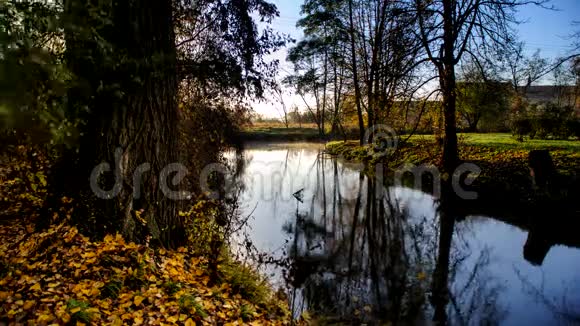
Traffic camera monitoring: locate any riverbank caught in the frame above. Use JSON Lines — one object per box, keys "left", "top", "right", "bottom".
{"left": 326, "top": 133, "right": 580, "bottom": 173}
{"left": 326, "top": 135, "right": 580, "bottom": 211}
{"left": 0, "top": 145, "right": 292, "bottom": 325}
{"left": 240, "top": 123, "right": 322, "bottom": 142}
{"left": 240, "top": 122, "right": 360, "bottom": 142}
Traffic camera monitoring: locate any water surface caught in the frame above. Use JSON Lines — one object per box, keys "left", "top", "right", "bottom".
{"left": 233, "top": 142, "right": 580, "bottom": 325}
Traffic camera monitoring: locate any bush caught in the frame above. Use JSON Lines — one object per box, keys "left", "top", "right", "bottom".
{"left": 511, "top": 103, "right": 578, "bottom": 140}
{"left": 567, "top": 119, "right": 580, "bottom": 139}
{"left": 511, "top": 118, "right": 534, "bottom": 141}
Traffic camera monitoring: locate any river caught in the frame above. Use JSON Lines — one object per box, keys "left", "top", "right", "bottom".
{"left": 229, "top": 142, "right": 580, "bottom": 325}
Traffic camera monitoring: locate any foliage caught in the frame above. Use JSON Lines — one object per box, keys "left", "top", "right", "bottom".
{"left": 175, "top": 0, "right": 291, "bottom": 99}
{"left": 0, "top": 221, "right": 291, "bottom": 324}
{"left": 0, "top": 1, "right": 79, "bottom": 148}
{"left": 511, "top": 103, "right": 579, "bottom": 140}
{"left": 0, "top": 142, "right": 291, "bottom": 325}
{"left": 0, "top": 145, "right": 50, "bottom": 220}
{"left": 456, "top": 62, "right": 510, "bottom": 132}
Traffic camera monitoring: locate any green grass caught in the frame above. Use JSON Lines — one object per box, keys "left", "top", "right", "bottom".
{"left": 326, "top": 133, "right": 580, "bottom": 177}
{"left": 245, "top": 123, "right": 580, "bottom": 150}
{"left": 66, "top": 299, "right": 94, "bottom": 324}
{"left": 241, "top": 123, "right": 321, "bottom": 141}
{"left": 408, "top": 133, "right": 580, "bottom": 151}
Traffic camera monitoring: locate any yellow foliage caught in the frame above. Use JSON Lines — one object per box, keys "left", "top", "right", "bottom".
{"left": 0, "top": 221, "right": 291, "bottom": 325}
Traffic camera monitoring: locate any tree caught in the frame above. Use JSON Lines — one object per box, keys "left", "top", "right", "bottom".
{"left": 289, "top": 0, "right": 425, "bottom": 143}
{"left": 286, "top": 0, "right": 349, "bottom": 137}
{"left": 61, "top": 0, "right": 183, "bottom": 246}
{"left": 503, "top": 43, "right": 549, "bottom": 94}
{"left": 174, "top": 0, "right": 288, "bottom": 101}
{"left": 349, "top": 0, "right": 424, "bottom": 132}
{"left": 52, "top": 0, "right": 287, "bottom": 248}
{"left": 456, "top": 62, "right": 509, "bottom": 132}
{"left": 273, "top": 84, "right": 289, "bottom": 128}
{"left": 412, "top": 0, "right": 549, "bottom": 173}
{"left": 347, "top": 0, "right": 366, "bottom": 144}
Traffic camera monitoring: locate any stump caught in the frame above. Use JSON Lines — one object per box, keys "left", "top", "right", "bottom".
{"left": 528, "top": 150, "right": 556, "bottom": 189}
{"left": 523, "top": 230, "right": 551, "bottom": 266}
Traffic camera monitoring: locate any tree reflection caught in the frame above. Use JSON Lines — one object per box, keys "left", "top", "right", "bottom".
{"left": 282, "top": 157, "right": 507, "bottom": 324}
{"left": 515, "top": 269, "right": 580, "bottom": 324}
{"left": 231, "top": 146, "right": 578, "bottom": 324}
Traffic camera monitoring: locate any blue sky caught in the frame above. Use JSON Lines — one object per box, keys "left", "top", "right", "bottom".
{"left": 517, "top": 0, "right": 579, "bottom": 58}
{"left": 254, "top": 0, "right": 579, "bottom": 117}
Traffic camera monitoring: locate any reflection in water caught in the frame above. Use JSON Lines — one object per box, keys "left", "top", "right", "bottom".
{"left": 231, "top": 143, "right": 580, "bottom": 325}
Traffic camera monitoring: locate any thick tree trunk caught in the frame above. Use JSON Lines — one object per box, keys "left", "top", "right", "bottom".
{"left": 62, "top": 0, "right": 183, "bottom": 247}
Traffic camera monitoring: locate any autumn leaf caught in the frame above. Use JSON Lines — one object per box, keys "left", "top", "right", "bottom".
{"left": 23, "top": 300, "right": 35, "bottom": 310}
{"left": 134, "top": 296, "right": 145, "bottom": 306}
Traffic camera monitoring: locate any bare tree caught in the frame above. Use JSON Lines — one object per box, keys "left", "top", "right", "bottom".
{"left": 504, "top": 43, "right": 548, "bottom": 94}
{"left": 411, "top": 0, "right": 550, "bottom": 173}
{"left": 347, "top": 0, "right": 366, "bottom": 144}
{"left": 273, "top": 85, "right": 290, "bottom": 128}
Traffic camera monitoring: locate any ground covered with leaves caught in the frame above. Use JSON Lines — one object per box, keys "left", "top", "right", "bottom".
{"left": 0, "top": 145, "right": 291, "bottom": 325}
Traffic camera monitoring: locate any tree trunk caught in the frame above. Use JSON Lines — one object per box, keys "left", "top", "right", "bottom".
{"left": 440, "top": 0, "right": 459, "bottom": 174}
{"left": 321, "top": 27, "right": 328, "bottom": 138}
{"left": 440, "top": 66, "right": 459, "bottom": 174}
{"left": 62, "top": 0, "right": 183, "bottom": 247}
{"left": 431, "top": 199, "right": 455, "bottom": 325}
{"left": 348, "top": 0, "right": 366, "bottom": 145}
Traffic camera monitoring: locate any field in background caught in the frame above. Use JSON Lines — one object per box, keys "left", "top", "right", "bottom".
{"left": 409, "top": 133, "right": 580, "bottom": 151}
{"left": 242, "top": 122, "right": 322, "bottom": 141}
{"left": 243, "top": 122, "right": 580, "bottom": 150}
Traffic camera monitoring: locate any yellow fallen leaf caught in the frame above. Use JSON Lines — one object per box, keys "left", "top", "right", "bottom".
{"left": 167, "top": 315, "right": 179, "bottom": 323}
{"left": 184, "top": 318, "right": 195, "bottom": 326}
{"left": 23, "top": 300, "right": 35, "bottom": 310}
{"left": 47, "top": 282, "right": 61, "bottom": 288}
{"left": 110, "top": 316, "right": 123, "bottom": 326}
{"left": 134, "top": 295, "right": 145, "bottom": 306}
{"left": 30, "top": 283, "right": 41, "bottom": 291}
{"left": 0, "top": 291, "right": 10, "bottom": 300}
{"left": 37, "top": 313, "right": 54, "bottom": 322}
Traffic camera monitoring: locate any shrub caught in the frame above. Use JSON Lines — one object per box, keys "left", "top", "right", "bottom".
{"left": 567, "top": 119, "right": 580, "bottom": 139}
{"left": 511, "top": 118, "right": 534, "bottom": 141}
{"left": 511, "top": 103, "right": 577, "bottom": 140}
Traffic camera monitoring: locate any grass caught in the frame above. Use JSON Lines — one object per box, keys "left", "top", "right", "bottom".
{"left": 409, "top": 133, "right": 580, "bottom": 151}
{"left": 241, "top": 122, "right": 322, "bottom": 141}
{"left": 66, "top": 299, "right": 94, "bottom": 324}
{"left": 244, "top": 120, "right": 580, "bottom": 150}
{"left": 326, "top": 134, "right": 580, "bottom": 200}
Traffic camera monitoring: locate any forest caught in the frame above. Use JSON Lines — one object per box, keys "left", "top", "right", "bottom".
{"left": 0, "top": 0, "right": 579, "bottom": 325}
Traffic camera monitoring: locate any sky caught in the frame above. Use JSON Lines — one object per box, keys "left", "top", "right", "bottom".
{"left": 253, "top": 0, "right": 580, "bottom": 118}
